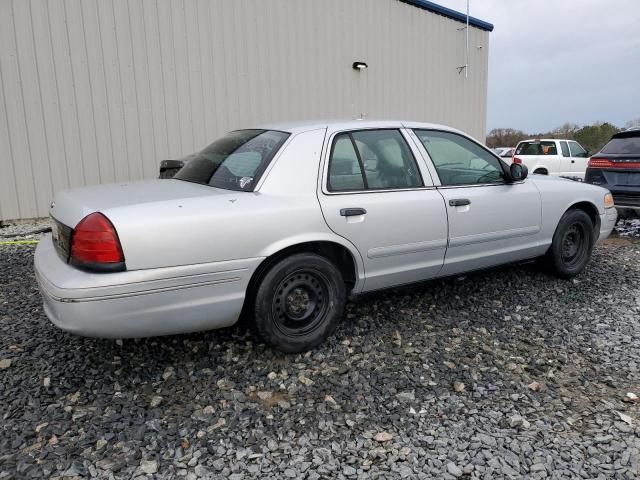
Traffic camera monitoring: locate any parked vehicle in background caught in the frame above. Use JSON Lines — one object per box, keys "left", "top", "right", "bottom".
{"left": 585, "top": 128, "right": 640, "bottom": 217}
{"left": 35, "top": 120, "right": 617, "bottom": 352}
{"left": 512, "top": 139, "right": 589, "bottom": 180}
{"left": 493, "top": 147, "right": 515, "bottom": 159}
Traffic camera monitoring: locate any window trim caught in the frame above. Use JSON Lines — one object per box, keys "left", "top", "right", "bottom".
{"left": 325, "top": 128, "right": 426, "bottom": 194}
{"left": 412, "top": 128, "right": 511, "bottom": 188}
{"left": 568, "top": 141, "right": 587, "bottom": 157}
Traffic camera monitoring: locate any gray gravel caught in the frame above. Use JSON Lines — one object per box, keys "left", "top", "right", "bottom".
{"left": 1, "top": 233, "right": 639, "bottom": 479}
{"left": 0, "top": 219, "right": 51, "bottom": 240}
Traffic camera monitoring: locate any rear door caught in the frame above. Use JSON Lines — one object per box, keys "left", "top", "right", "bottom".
{"left": 411, "top": 129, "right": 543, "bottom": 276}
{"left": 568, "top": 141, "right": 589, "bottom": 179}
{"left": 318, "top": 128, "right": 448, "bottom": 291}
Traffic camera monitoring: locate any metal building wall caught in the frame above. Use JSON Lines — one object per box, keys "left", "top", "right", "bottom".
{"left": 0, "top": 0, "right": 490, "bottom": 221}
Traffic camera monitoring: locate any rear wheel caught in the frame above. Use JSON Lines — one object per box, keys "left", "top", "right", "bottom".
{"left": 534, "top": 168, "right": 548, "bottom": 175}
{"left": 544, "top": 209, "right": 594, "bottom": 278}
{"left": 253, "top": 253, "right": 346, "bottom": 352}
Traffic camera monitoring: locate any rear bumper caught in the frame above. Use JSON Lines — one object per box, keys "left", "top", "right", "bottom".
{"left": 598, "top": 207, "right": 618, "bottom": 242}
{"left": 34, "top": 236, "right": 262, "bottom": 338}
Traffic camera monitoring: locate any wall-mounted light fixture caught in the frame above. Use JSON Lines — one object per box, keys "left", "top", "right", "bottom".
{"left": 352, "top": 62, "right": 368, "bottom": 70}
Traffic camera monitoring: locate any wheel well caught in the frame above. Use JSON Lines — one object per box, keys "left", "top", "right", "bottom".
{"left": 568, "top": 201, "right": 600, "bottom": 233}
{"left": 534, "top": 168, "right": 548, "bottom": 175}
{"left": 245, "top": 242, "right": 358, "bottom": 303}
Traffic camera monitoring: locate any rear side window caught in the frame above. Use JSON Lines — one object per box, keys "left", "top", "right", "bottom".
{"left": 328, "top": 129, "right": 423, "bottom": 192}
{"left": 560, "top": 141, "right": 570, "bottom": 157}
{"left": 327, "top": 136, "right": 365, "bottom": 191}
{"left": 516, "top": 141, "right": 558, "bottom": 156}
{"left": 413, "top": 130, "right": 505, "bottom": 186}
{"left": 174, "top": 129, "right": 289, "bottom": 191}
{"left": 600, "top": 136, "right": 640, "bottom": 154}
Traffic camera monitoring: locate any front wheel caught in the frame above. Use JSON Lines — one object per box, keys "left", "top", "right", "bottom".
{"left": 253, "top": 253, "right": 346, "bottom": 352}
{"left": 544, "top": 209, "right": 594, "bottom": 279}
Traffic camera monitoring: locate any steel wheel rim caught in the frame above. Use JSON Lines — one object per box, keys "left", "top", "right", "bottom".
{"left": 272, "top": 269, "right": 330, "bottom": 337}
{"left": 561, "top": 223, "right": 587, "bottom": 268}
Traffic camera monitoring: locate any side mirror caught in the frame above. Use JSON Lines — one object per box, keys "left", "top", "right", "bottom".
{"left": 509, "top": 163, "right": 528, "bottom": 182}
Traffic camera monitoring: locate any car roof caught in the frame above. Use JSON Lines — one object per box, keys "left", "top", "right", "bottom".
{"left": 612, "top": 128, "right": 640, "bottom": 139}
{"left": 254, "top": 119, "right": 466, "bottom": 135}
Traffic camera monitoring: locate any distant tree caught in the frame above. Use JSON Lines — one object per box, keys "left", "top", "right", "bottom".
{"left": 486, "top": 128, "right": 528, "bottom": 148}
{"left": 574, "top": 122, "right": 621, "bottom": 154}
{"left": 486, "top": 121, "right": 623, "bottom": 153}
{"left": 551, "top": 122, "right": 579, "bottom": 139}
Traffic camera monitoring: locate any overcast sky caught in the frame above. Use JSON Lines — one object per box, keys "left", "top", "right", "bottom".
{"left": 435, "top": 0, "right": 640, "bottom": 133}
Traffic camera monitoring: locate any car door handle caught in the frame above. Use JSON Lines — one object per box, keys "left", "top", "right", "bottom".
{"left": 449, "top": 199, "right": 470, "bottom": 207}
{"left": 340, "top": 208, "right": 367, "bottom": 217}
{"left": 571, "top": 160, "right": 575, "bottom": 163}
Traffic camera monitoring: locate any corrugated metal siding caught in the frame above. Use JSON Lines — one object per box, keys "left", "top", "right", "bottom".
{"left": 0, "top": 0, "right": 489, "bottom": 221}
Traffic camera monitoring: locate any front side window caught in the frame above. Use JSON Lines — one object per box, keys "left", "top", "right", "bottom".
{"left": 413, "top": 130, "right": 505, "bottom": 186}
{"left": 569, "top": 141, "right": 588, "bottom": 157}
{"left": 327, "top": 129, "right": 423, "bottom": 192}
{"left": 174, "top": 130, "right": 289, "bottom": 191}
{"left": 560, "top": 141, "right": 570, "bottom": 157}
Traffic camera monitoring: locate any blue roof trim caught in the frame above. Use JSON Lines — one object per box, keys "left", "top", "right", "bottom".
{"left": 400, "top": 0, "right": 494, "bottom": 32}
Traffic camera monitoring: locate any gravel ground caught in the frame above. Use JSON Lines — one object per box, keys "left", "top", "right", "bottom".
{"left": 0, "top": 227, "right": 639, "bottom": 479}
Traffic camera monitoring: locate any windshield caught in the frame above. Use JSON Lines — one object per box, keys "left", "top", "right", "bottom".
{"left": 174, "top": 130, "right": 290, "bottom": 191}
{"left": 600, "top": 136, "right": 640, "bottom": 155}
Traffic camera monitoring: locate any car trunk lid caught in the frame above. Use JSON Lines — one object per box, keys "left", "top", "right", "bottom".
{"left": 50, "top": 179, "right": 229, "bottom": 229}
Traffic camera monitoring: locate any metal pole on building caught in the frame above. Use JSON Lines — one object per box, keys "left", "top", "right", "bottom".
{"left": 465, "top": 0, "right": 469, "bottom": 78}
{"left": 457, "top": 0, "right": 470, "bottom": 77}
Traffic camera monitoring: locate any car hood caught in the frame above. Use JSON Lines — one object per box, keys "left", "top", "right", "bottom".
{"left": 50, "top": 179, "right": 233, "bottom": 227}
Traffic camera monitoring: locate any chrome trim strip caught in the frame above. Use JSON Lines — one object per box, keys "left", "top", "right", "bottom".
{"left": 40, "top": 275, "right": 242, "bottom": 303}
{"left": 449, "top": 225, "right": 541, "bottom": 248}
{"left": 368, "top": 239, "right": 447, "bottom": 259}
{"left": 322, "top": 186, "right": 437, "bottom": 196}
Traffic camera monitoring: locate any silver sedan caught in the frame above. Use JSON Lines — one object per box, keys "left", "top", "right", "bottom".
{"left": 35, "top": 120, "right": 618, "bottom": 352}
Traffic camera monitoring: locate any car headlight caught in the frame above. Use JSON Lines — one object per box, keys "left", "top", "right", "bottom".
{"left": 604, "top": 192, "right": 615, "bottom": 209}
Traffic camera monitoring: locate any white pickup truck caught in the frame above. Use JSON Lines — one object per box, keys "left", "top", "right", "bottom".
{"left": 512, "top": 139, "right": 589, "bottom": 181}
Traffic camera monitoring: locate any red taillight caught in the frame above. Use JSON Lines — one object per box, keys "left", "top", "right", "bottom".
{"left": 512, "top": 157, "right": 522, "bottom": 164}
{"left": 588, "top": 158, "right": 613, "bottom": 168}
{"left": 588, "top": 157, "right": 640, "bottom": 169}
{"left": 70, "top": 213, "right": 125, "bottom": 270}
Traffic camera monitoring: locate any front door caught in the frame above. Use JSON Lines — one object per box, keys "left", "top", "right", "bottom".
{"left": 318, "top": 128, "right": 448, "bottom": 291}
{"left": 411, "top": 129, "right": 543, "bottom": 276}
{"left": 569, "top": 141, "right": 589, "bottom": 179}
{"left": 559, "top": 141, "right": 575, "bottom": 177}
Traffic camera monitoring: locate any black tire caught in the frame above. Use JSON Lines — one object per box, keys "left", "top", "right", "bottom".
{"left": 253, "top": 253, "right": 346, "bottom": 353}
{"left": 544, "top": 209, "right": 594, "bottom": 279}
{"left": 534, "top": 169, "right": 548, "bottom": 175}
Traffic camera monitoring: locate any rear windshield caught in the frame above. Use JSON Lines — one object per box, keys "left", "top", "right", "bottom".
{"left": 174, "top": 129, "right": 289, "bottom": 191}
{"left": 515, "top": 141, "right": 557, "bottom": 156}
{"left": 600, "top": 136, "right": 640, "bottom": 155}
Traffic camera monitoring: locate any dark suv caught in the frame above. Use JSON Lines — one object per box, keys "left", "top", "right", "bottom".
{"left": 585, "top": 129, "right": 640, "bottom": 217}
